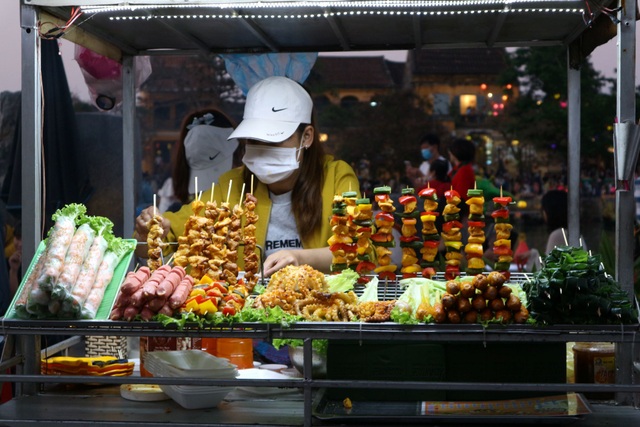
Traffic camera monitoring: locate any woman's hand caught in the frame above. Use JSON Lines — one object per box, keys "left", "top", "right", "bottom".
{"left": 261, "top": 247, "right": 333, "bottom": 277}
{"left": 262, "top": 250, "right": 301, "bottom": 277}
{"left": 134, "top": 206, "right": 171, "bottom": 258}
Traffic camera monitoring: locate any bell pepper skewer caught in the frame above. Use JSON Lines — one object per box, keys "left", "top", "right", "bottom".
{"left": 353, "top": 195, "right": 375, "bottom": 282}
{"left": 418, "top": 186, "right": 440, "bottom": 278}
{"left": 399, "top": 187, "right": 422, "bottom": 279}
{"left": 491, "top": 188, "right": 513, "bottom": 280}
{"left": 465, "top": 187, "right": 486, "bottom": 275}
{"left": 372, "top": 186, "right": 397, "bottom": 281}
{"left": 442, "top": 188, "right": 462, "bottom": 280}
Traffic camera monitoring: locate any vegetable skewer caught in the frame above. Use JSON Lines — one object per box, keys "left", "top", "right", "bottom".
{"left": 418, "top": 186, "right": 440, "bottom": 278}
{"left": 464, "top": 187, "right": 486, "bottom": 275}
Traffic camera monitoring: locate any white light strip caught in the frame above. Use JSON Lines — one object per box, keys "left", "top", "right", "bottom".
{"left": 82, "top": 0, "right": 585, "bottom": 15}
{"left": 107, "top": 7, "right": 582, "bottom": 21}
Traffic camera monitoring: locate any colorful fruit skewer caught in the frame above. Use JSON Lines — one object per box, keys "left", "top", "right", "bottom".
{"left": 398, "top": 187, "right": 422, "bottom": 279}
{"left": 464, "top": 187, "right": 486, "bottom": 275}
{"left": 353, "top": 196, "right": 376, "bottom": 281}
{"left": 418, "top": 186, "right": 440, "bottom": 278}
{"left": 371, "top": 186, "right": 397, "bottom": 281}
{"left": 491, "top": 189, "right": 514, "bottom": 280}
{"left": 328, "top": 194, "right": 353, "bottom": 273}
{"left": 341, "top": 191, "right": 360, "bottom": 270}
{"left": 442, "top": 188, "right": 463, "bottom": 280}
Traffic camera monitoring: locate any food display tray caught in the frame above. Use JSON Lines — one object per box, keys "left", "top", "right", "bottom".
{"left": 4, "top": 239, "right": 135, "bottom": 321}
{"left": 312, "top": 389, "right": 592, "bottom": 424}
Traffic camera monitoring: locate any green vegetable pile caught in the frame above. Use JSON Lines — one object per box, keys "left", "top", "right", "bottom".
{"left": 522, "top": 246, "right": 638, "bottom": 325}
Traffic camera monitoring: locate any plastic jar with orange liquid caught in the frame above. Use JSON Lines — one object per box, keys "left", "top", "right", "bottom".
{"left": 208, "top": 338, "right": 253, "bottom": 369}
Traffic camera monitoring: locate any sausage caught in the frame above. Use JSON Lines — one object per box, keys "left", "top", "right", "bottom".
{"left": 142, "top": 279, "right": 161, "bottom": 300}
{"left": 168, "top": 276, "right": 195, "bottom": 309}
{"left": 156, "top": 266, "right": 185, "bottom": 297}
{"left": 129, "top": 287, "right": 146, "bottom": 308}
{"left": 139, "top": 306, "right": 156, "bottom": 321}
{"left": 109, "top": 306, "right": 124, "bottom": 320}
{"left": 146, "top": 295, "right": 167, "bottom": 312}
{"left": 158, "top": 302, "right": 175, "bottom": 317}
{"left": 142, "top": 265, "right": 171, "bottom": 298}
{"left": 122, "top": 305, "right": 141, "bottom": 321}
{"left": 121, "top": 267, "right": 151, "bottom": 294}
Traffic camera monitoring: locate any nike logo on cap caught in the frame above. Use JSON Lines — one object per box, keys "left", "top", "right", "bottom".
{"left": 272, "top": 107, "right": 287, "bottom": 112}
{"left": 209, "top": 153, "right": 220, "bottom": 161}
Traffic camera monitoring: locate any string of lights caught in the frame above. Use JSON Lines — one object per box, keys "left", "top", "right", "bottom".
{"left": 80, "top": 0, "right": 590, "bottom": 15}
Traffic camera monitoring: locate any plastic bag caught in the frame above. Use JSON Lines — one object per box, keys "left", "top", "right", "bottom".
{"left": 74, "top": 45, "right": 152, "bottom": 110}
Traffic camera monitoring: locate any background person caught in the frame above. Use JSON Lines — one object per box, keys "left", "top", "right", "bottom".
{"left": 541, "top": 189, "right": 587, "bottom": 254}
{"left": 448, "top": 138, "right": 477, "bottom": 220}
{"left": 157, "top": 108, "right": 244, "bottom": 213}
{"left": 406, "top": 133, "right": 449, "bottom": 189}
{"left": 134, "top": 76, "right": 360, "bottom": 277}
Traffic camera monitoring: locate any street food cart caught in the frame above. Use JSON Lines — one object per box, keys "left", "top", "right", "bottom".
{"left": 2, "top": 1, "right": 639, "bottom": 426}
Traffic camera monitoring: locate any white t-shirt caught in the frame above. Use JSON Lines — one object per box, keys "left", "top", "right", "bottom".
{"left": 264, "top": 191, "right": 302, "bottom": 258}
{"left": 157, "top": 178, "right": 182, "bottom": 213}
{"left": 545, "top": 228, "right": 587, "bottom": 255}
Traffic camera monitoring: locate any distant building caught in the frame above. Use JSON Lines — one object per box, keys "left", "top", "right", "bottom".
{"left": 408, "top": 48, "right": 516, "bottom": 125}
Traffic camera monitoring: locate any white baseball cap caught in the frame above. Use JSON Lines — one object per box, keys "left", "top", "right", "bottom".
{"left": 228, "top": 76, "right": 313, "bottom": 143}
{"left": 185, "top": 125, "right": 239, "bottom": 193}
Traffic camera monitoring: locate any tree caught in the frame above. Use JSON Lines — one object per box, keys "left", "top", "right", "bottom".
{"left": 501, "top": 46, "right": 615, "bottom": 167}
{"left": 317, "top": 90, "right": 437, "bottom": 181}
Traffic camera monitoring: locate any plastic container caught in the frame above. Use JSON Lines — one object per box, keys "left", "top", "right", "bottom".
{"left": 216, "top": 338, "right": 253, "bottom": 369}
{"left": 139, "top": 337, "right": 202, "bottom": 377}
{"left": 201, "top": 338, "right": 217, "bottom": 356}
{"left": 572, "top": 342, "right": 616, "bottom": 400}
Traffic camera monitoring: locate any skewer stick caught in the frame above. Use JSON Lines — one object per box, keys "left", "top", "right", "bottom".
{"left": 561, "top": 228, "right": 568, "bottom": 245}
{"left": 226, "top": 179, "right": 233, "bottom": 203}
{"left": 198, "top": 191, "right": 203, "bottom": 202}
{"left": 500, "top": 186, "right": 503, "bottom": 198}
{"left": 240, "top": 183, "right": 246, "bottom": 203}
{"left": 153, "top": 194, "right": 157, "bottom": 217}
{"left": 251, "top": 175, "right": 254, "bottom": 195}
{"left": 194, "top": 177, "right": 198, "bottom": 201}
{"left": 210, "top": 182, "right": 215, "bottom": 203}
{"left": 166, "top": 253, "right": 175, "bottom": 266}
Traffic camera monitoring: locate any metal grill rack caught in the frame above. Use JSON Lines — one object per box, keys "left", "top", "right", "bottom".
{"left": 351, "top": 272, "right": 532, "bottom": 301}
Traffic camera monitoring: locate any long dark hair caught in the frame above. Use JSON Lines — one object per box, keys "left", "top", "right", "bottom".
{"left": 541, "top": 189, "right": 568, "bottom": 232}
{"left": 172, "top": 107, "right": 242, "bottom": 203}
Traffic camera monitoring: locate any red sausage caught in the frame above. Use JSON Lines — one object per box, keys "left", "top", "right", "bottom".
{"left": 168, "top": 276, "right": 195, "bottom": 309}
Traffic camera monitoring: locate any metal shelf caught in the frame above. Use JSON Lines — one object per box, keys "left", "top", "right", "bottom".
{"left": 1, "top": 318, "right": 638, "bottom": 342}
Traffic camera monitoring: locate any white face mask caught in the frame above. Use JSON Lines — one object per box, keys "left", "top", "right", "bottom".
{"left": 243, "top": 138, "right": 304, "bottom": 185}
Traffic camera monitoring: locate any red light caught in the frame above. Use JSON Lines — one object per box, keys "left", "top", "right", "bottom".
{"left": 506, "top": 84, "right": 512, "bottom": 90}
{"left": 560, "top": 101, "right": 567, "bottom": 108}
{"left": 480, "top": 83, "right": 488, "bottom": 90}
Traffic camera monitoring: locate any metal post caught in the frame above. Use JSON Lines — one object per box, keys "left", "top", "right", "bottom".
{"left": 615, "top": 0, "right": 637, "bottom": 406}
{"left": 566, "top": 57, "right": 580, "bottom": 247}
{"left": 20, "top": 3, "right": 42, "bottom": 265}
{"left": 122, "top": 55, "right": 136, "bottom": 240}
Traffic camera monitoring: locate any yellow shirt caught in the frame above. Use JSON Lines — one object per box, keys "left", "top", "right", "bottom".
{"left": 163, "top": 155, "right": 360, "bottom": 269}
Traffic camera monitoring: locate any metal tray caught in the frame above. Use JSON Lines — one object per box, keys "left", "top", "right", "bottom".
{"left": 312, "top": 389, "right": 592, "bottom": 424}
{"left": 4, "top": 239, "right": 135, "bottom": 321}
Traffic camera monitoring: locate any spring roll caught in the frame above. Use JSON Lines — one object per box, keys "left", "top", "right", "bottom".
{"left": 52, "top": 222, "right": 96, "bottom": 301}
{"left": 37, "top": 204, "right": 86, "bottom": 291}
{"left": 69, "top": 217, "right": 113, "bottom": 308}
{"left": 81, "top": 237, "right": 135, "bottom": 319}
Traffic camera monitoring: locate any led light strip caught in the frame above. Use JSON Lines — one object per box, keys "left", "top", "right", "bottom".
{"left": 82, "top": 0, "right": 586, "bottom": 14}
{"left": 107, "top": 7, "right": 582, "bottom": 21}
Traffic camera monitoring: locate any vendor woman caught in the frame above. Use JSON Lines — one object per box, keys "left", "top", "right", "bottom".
{"left": 134, "top": 76, "right": 360, "bottom": 277}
